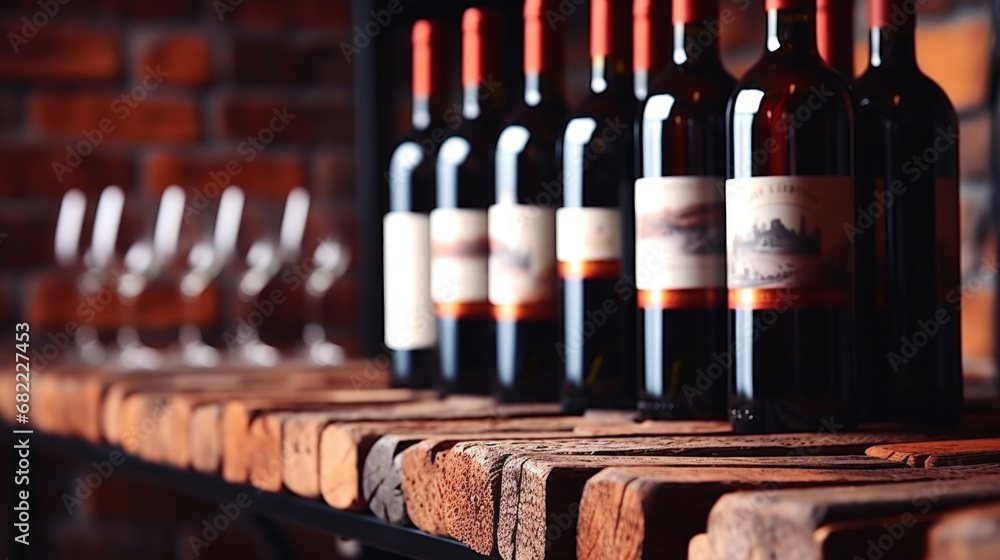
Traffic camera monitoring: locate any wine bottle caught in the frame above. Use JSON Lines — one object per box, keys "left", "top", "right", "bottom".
{"left": 633, "top": 0, "right": 673, "bottom": 102}
{"left": 559, "top": 0, "right": 636, "bottom": 412}
{"left": 384, "top": 20, "right": 449, "bottom": 388}
{"left": 855, "top": 0, "right": 962, "bottom": 426}
{"left": 491, "top": 0, "right": 566, "bottom": 402}
{"left": 726, "top": 0, "right": 856, "bottom": 433}
{"left": 636, "top": 0, "right": 734, "bottom": 420}
{"left": 816, "top": 0, "right": 854, "bottom": 78}
{"left": 433, "top": 9, "right": 505, "bottom": 395}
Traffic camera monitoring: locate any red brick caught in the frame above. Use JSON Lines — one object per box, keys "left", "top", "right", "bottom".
{"left": 26, "top": 272, "right": 221, "bottom": 333}
{"left": 10, "top": 0, "right": 198, "bottom": 19}
{"left": 718, "top": 1, "right": 765, "bottom": 52}
{"left": 0, "top": 143, "right": 131, "bottom": 199}
{"left": 30, "top": 91, "right": 201, "bottom": 142}
{"left": 313, "top": 149, "right": 356, "bottom": 197}
{"left": 217, "top": 95, "right": 354, "bottom": 143}
{"left": 0, "top": 203, "right": 57, "bottom": 268}
{"left": 0, "top": 22, "right": 119, "bottom": 82}
{"left": 219, "top": 0, "right": 349, "bottom": 28}
{"left": 233, "top": 35, "right": 352, "bottom": 85}
{"left": 144, "top": 151, "right": 308, "bottom": 200}
{"left": 136, "top": 32, "right": 212, "bottom": 87}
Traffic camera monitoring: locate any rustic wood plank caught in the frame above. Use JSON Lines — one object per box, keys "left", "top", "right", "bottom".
{"left": 435, "top": 431, "right": 938, "bottom": 557}
{"left": 188, "top": 389, "right": 431, "bottom": 475}
{"left": 96, "top": 361, "right": 388, "bottom": 443}
{"left": 277, "top": 399, "right": 560, "bottom": 498}
{"left": 813, "top": 514, "right": 935, "bottom": 560}
{"left": 573, "top": 419, "right": 731, "bottom": 437}
{"left": 866, "top": 438, "right": 1000, "bottom": 467}
{"left": 364, "top": 427, "right": 604, "bottom": 525}
{"left": 324, "top": 416, "right": 587, "bottom": 511}
{"left": 688, "top": 534, "right": 710, "bottom": 560}
{"left": 927, "top": 502, "right": 1000, "bottom": 560}
{"left": 499, "top": 455, "right": 901, "bottom": 560}
{"left": 706, "top": 472, "right": 1000, "bottom": 560}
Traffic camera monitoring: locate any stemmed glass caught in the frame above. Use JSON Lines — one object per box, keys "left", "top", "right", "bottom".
{"left": 176, "top": 186, "right": 246, "bottom": 368}
{"left": 74, "top": 185, "right": 127, "bottom": 366}
{"left": 300, "top": 199, "right": 351, "bottom": 366}
{"left": 111, "top": 186, "right": 188, "bottom": 370}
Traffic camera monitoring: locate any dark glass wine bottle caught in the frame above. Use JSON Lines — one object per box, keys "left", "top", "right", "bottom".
{"left": 854, "top": 0, "right": 962, "bottom": 426}
{"left": 636, "top": 0, "right": 734, "bottom": 420}
{"left": 433, "top": 9, "right": 505, "bottom": 395}
{"left": 559, "top": 0, "right": 636, "bottom": 413}
{"left": 816, "top": 0, "right": 854, "bottom": 78}
{"left": 491, "top": 0, "right": 566, "bottom": 403}
{"left": 726, "top": 0, "right": 857, "bottom": 433}
{"left": 632, "top": 0, "right": 672, "bottom": 102}
{"left": 384, "top": 20, "right": 449, "bottom": 388}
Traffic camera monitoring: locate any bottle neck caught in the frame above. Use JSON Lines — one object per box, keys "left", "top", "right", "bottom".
{"left": 525, "top": 70, "right": 563, "bottom": 107}
{"left": 591, "top": 55, "right": 631, "bottom": 95}
{"left": 869, "top": 23, "right": 916, "bottom": 68}
{"left": 766, "top": 8, "right": 819, "bottom": 56}
{"left": 673, "top": 21, "right": 722, "bottom": 70}
{"left": 463, "top": 78, "right": 504, "bottom": 121}
{"left": 413, "top": 94, "right": 450, "bottom": 131}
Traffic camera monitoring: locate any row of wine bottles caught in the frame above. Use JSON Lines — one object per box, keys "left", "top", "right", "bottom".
{"left": 384, "top": 0, "right": 962, "bottom": 433}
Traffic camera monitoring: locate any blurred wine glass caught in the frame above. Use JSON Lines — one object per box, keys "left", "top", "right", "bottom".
{"left": 300, "top": 199, "right": 351, "bottom": 366}
{"left": 176, "top": 186, "right": 247, "bottom": 368}
{"left": 111, "top": 186, "right": 188, "bottom": 370}
{"left": 75, "top": 185, "right": 126, "bottom": 366}
{"left": 52, "top": 188, "right": 100, "bottom": 366}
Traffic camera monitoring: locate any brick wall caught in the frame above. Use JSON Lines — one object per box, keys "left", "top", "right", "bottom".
{"left": 0, "top": 0, "right": 360, "bottom": 354}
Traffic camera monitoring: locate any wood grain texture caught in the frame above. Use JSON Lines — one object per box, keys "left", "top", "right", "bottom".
{"left": 434, "top": 431, "right": 937, "bottom": 557}
{"left": 498, "top": 455, "right": 901, "bottom": 560}
{"left": 927, "top": 502, "right": 1000, "bottom": 560}
{"left": 866, "top": 438, "right": 1000, "bottom": 468}
{"left": 706, "top": 470, "right": 1000, "bottom": 560}
{"left": 323, "top": 416, "right": 584, "bottom": 511}
{"left": 95, "top": 361, "right": 388, "bottom": 444}
{"left": 280, "top": 399, "right": 560, "bottom": 499}
{"left": 188, "top": 388, "right": 430, "bottom": 476}
{"left": 813, "top": 514, "right": 935, "bottom": 560}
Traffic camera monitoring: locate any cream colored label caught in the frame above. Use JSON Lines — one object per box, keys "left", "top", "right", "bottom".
{"left": 430, "top": 208, "right": 488, "bottom": 304}
{"left": 556, "top": 207, "right": 621, "bottom": 263}
{"left": 383, "top": 212, "right": 436, "bottom": 350}
{"left": 635, "top": 176, "right": 726, "bottom": 290}
{"left": 488, "top": 204, "right": 556, "bottom": 305}
{"left": 726, "top": 176, "right": 853, "bottom": 290}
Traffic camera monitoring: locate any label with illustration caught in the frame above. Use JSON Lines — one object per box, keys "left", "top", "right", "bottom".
{"left": 556, "top": 207, "right": 622, "bottom": 280}
{"left": 635, "top": 176, "right": 726, "bottom": 309}
{"left": 383, "top": 211, "right": 436, "bottom": 349}
{"left": 488, "top": 204, "right": 557, "bottom": 320}
{"left": 726, "top": 176, "right": 853, "bottom": 309}
{"left": 430, "top": 208, "right": 489, "bottom": 318}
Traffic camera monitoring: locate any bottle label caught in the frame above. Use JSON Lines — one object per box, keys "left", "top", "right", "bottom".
{"left": 726, "top": 176, "right": 853, "bottom": 309}
{"left": 556, "top": 207, "right": 622, "bottom": 279}
{"left": 430, "top": 208, "right": 489, "bottom": 318}
{"left": 488, "top": 204, "right": 557, "bottom": 319}
{"left": 383, "top": 212, "right": 436, "bottom": 349}
{"left": 635, "top": 176, "right": 726, "bottom": 308}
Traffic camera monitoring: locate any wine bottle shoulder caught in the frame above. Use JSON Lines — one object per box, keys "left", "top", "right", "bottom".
{"left": 643, "top": 72, "right": 736, "bottom": 119}
{"left": 854, "top": 68, "right": 957, "bottom": 124}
